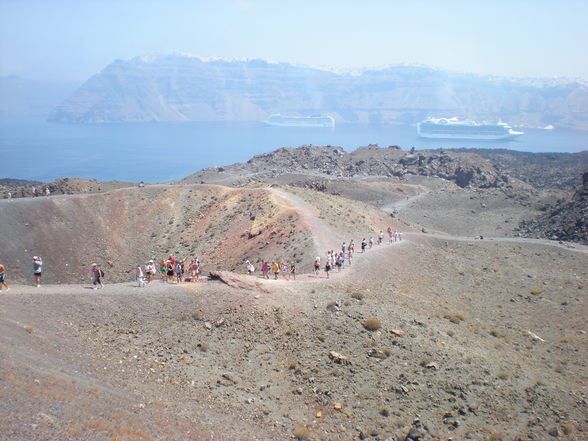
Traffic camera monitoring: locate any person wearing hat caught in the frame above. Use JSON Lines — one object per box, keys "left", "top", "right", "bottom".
{"left": 145, "top": 260, "right": 155, "bottom": 283}
{"left": 245, "top": 260, "right": 255, "bottom": 275}
{"left": 32, "top": 256, "right": 43, "bottom": 287}
{"left": 90, "top": 263, "right": 103, "bottom": 289}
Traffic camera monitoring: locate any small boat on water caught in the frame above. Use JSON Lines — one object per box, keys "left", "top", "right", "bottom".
{"left": 264, "top": 114, "right": 335, "bottom": 128}
{"left": 417, "top": 117, "right": 523, "bottom": 140}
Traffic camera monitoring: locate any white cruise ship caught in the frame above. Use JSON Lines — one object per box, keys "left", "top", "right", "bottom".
{"left": 417, "top": 117, "right": 523, "bottom": 140}
{"left": 265, "top": 114, "right": 335, "bottom": 128}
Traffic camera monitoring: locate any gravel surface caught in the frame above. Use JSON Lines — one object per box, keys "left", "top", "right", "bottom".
{"left": 1, "top": 221, "right": 586, "bottom": 440}
{"left": 1, "top": 158, "right": 587, "bottom": 440}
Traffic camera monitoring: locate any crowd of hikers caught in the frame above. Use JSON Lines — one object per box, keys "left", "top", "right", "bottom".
{"left": 247, "top": 227, "right": 404, "bottom": 281}
{"left": 0, "top": 227, "right": 403, "bottom": 290}
{"left": 131, "top": 256, "right": 203, "bottom": 287}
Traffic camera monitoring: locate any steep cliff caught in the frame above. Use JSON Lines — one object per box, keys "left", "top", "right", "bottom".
{"left": 49, "top": 54, "right": 588, "bottom": 129}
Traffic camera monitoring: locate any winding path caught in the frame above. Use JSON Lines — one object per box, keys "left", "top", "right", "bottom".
{"left": 380, "top": 193, "right": 588, "bottom": 255}
{"left": 380, "top": 192, "right": 428, "bottom": 213}
{"left": 273, "top": 187, "right": 588, "bottom": 271}
{"left": 270, "top": 188, "right": 345, "bottom": 254}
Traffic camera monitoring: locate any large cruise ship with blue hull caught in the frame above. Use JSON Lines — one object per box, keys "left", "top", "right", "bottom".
{"left": 418, "top": 117, "right": 523, "bottom": 140}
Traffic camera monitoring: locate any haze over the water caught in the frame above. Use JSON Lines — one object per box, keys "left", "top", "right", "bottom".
{"left": 1, "top": 0, "right": 587, "bottom": 81}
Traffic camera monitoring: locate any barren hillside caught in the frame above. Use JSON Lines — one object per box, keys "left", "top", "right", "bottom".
{"left": 0, "top": 184, "right": 314, "bottom": 284}
{"left": 1, "top": 226, "right": 586, "bottom": 441}
{"left": 0, "top": 182, "right": 405, "bottom": 285}
{"left": 1, "top": 146, "right": 587, "bottom": 441}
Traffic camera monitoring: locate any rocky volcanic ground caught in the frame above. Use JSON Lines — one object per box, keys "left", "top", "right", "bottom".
{"left": 0, "top": 177, "right": 135, "bottom": 199}
{"left": 517, "top": 171, "right": 588, "bottom": 244}
{"left": 1, "top": 146, "right": 587, "bottom": 441}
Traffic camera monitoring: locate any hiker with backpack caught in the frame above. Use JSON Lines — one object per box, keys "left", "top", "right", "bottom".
{"left": 90, "top": 263, "right": 104, "bottom": 289}
{"left": 175, "top": 261, "right": 184, "bottom": 283}
{"left": 145, "top": 260, "right": 155, "bottom": 283}
{"left": 325, "top": 255, "right": 332, "bottom": 279}
{"left": 313, "top": 256, "right": 321, "bottom": 275}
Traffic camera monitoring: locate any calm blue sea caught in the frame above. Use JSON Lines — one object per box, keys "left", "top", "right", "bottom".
{"left": 1, "top": 118, "right": 587, "bottom": 183}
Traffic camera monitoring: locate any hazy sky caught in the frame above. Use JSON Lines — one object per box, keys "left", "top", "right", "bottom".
{"left": 1, "top": 0, "right": 587, "bottom": 81}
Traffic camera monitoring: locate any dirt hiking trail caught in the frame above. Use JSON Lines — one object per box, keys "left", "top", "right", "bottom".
{"left": 1, "top": 185, "right": 587, "bottom": 441}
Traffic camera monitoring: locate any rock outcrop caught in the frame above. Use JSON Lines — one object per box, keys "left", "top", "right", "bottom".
{"left": 517, "top": 171, "right": 588, "bottom": 244}
{"left": 184, "top": 144, "right": 520, "bottom": 189}
{"left": 453, "top": 149, "right": 588, "bottom": 190}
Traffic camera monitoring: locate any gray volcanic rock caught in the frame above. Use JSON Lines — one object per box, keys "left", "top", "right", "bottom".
{"left": 184, "top": 144, "right": 521, "bottom": 189}
{"left": 517, "top": 171, "right": 588, "bottom": 244}
{"left": 452, "top": 149, "right": 588, "bottom": 190}
{"left": 49, "top": 54, "right": 588, "bottom": 129}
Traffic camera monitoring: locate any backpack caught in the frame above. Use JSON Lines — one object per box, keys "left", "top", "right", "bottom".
{"left": 100, "top": 269, "right": 105, "bottom": 278}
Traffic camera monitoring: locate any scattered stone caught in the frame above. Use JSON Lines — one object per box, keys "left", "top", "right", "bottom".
{"left": 404, "top": 419, "right": 428, "bottom": 441}
{"left": 562, "top": 423, "right": 574, "bottom": 435}
{"left": 293, "top": 425, "right": 311, "bottom": 440}
{"left": 526, "top": 331, "right": 545, "bottom": 342}
{"left": 367, "top": 348, "right": 389, "bottom": 359}
{"left": 329, "top": 351, "right": 350, "bottom": 365}
{"left": 221, "top": 372, "right": 237, "bottom": 384}
{"left": 35, "top": 413, "right": 56, "bottom": 427}
{"left": 362, "top": 318, "right": 382, "bottom": 331}
{"left": 326, "top": 301, "right": 340, "bottom": 312}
